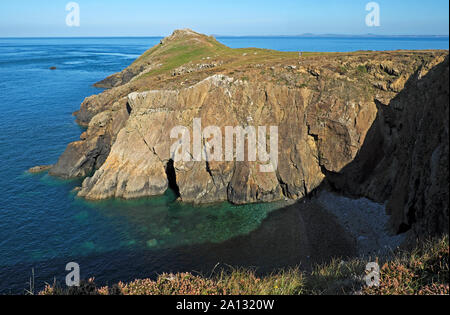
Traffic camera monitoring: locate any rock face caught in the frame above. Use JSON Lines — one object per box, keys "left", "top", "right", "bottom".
{"left": 50, "top": 29, "right": 449, "bottom": 237}
{"left": 78, "top": 75, "right": 317, "bottom": 204}
{"left": 391, "top": 57, "right": 449, "bottom": 237}
{"left": 76, "top": 71, "right": 381, "bottom": 204}
{"left": 327, "top": 55, "right": 449, "bottom": 237}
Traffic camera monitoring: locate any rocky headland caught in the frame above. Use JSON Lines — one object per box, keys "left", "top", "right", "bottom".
{"left": 48, "top": 29, "right": 449, "bottom": 238}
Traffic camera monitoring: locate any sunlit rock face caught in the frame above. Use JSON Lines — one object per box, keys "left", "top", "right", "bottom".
{"left": 76, "top": 72, "right": 378, "bottom": 205}
{"left": 78, "top": 75, "right": 317, "bottom": 204}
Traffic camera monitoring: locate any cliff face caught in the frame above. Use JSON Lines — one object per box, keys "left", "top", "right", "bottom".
{"left": 49, "top": 29, "right": 449, "bottom": 236}
{"left": 389, "top": 57, "right": 449, "bottom": 237}
{"left": 325, "top": 55, "right": 449, "bottom": 236}
{"left": 77, "top": 75, "right": 324, "bottom": 204}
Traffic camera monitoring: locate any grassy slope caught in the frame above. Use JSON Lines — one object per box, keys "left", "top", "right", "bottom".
{"left": 40, "top": 235, "right": 448, "bottom": 295}
{"left": 121, "top": 36, "right": 444, "bottom": 100}
{"left": 90, "top": 29, "right": 447, "bottom": 116}
{"left": 105, "top": 29, "right": 345, "bottom": 91}
{"left": 132, "top": 30, "right": 298, "bottom": 75}
{"left": 118, "top": 30, "right": 443, "bottom": 81}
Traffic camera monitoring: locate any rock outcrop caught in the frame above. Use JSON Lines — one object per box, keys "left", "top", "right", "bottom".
{"left": 327, "top": 55, "right": 449, "bottom": 237}
{"left": 49, "top": 29, "right": 449, "bottom": 237}
{"left": 28, "top": 165, "right": 53, "bottom": 174}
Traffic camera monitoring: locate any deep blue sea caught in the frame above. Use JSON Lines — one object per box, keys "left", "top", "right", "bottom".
{"left": 0, "top": 36, "right": 448, "bottom": 293}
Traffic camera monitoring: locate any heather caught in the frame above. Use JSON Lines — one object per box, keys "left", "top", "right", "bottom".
{"left": 39, "top": 235, "right": 449, "bottom": 295}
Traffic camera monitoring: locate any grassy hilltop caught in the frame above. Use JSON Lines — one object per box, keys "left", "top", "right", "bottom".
{"left": 94, "top": 28, "right": 445, "bottom": 92}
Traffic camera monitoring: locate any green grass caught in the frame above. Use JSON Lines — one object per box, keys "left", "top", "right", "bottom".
{"left": 109, "top": 29, "right": 366, "bottom": 89}
{"left": 128, "top": 32, "right": 231, "bottom": 79}
{"left": 338, "top": 65, "right": 348, "bottom": 75}
{"left": 131, "top": 32, "right": 338, "bottom": 81}
{"left": 356, "top": 65, "right": 368, "bottom": 74}
{"left": 146, "top": 45, "right": 212, "bottom": 76}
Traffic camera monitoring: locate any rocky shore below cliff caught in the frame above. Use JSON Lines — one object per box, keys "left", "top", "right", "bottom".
{"left": 317, "top": 191, "right": 406, "bottom": 257}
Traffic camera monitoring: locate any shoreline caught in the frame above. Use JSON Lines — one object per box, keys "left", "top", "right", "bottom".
{"left": 316, "top": 191, "right": 406, "bottom": 257}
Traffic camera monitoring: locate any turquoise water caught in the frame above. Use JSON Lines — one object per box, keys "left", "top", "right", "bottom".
{"left": 0, "top": 36, "right": 448, "bottom": 293}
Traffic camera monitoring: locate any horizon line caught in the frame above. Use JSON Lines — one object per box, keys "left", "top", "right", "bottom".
{"left": 0, "top": 33, "right": 449, "bottom": 39}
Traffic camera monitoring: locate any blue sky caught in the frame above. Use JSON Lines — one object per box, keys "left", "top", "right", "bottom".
{"left": 0, "top": 0, "right": 448, "bottom": 37}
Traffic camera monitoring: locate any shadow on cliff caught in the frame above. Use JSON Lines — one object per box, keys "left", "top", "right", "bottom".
{"left": 311, "top": 56, "right": 449, "bottom": 236}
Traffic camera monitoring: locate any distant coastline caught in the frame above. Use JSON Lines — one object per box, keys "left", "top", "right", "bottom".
{"left": 214, "top": 34, "right": 450, "bottom": 38}
{"left": 0, "top": 34, "right": 448, "bottom": 39}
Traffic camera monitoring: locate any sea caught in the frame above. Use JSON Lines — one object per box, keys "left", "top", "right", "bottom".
{"left": 0, "top": 36, "right": 448, "bottom": 293}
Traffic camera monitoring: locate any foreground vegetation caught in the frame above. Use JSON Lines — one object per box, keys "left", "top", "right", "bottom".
{"left": 39, "top": 235, "right": 448, "bottom": 295}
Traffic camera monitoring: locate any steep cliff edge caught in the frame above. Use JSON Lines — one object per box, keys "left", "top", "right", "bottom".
{"left": 49, "top": 29, "right": 449, "bottom": 237}
{"left": 326, "top": 56, "right": 449, "bottom": 236}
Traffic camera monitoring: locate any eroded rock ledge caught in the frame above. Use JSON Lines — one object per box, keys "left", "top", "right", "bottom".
{"left": 49, "top": 29, "right": 449, "bottom": 237}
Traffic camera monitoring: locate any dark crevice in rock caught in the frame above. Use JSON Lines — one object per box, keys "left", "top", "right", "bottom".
{"left": 276, "top": 171, "right": 290, "bottom": 199}
{"left": 302, "top": 180, "right": 309, "bottom": 199}
{"left": 126, "top": 102, "right": 132, "bottom": 115}
{"left": 205, "top": 160, "right": 217, "bottom": 188}
{"left": 165, "top": 159, "right": 181, "bottom": 198}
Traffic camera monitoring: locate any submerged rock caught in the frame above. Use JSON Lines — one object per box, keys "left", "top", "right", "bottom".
{"left": 146, "top": 239, "right": 158, "bottom": 248}
{"left": 28, "top": 165, "right": 53, "bottom": 174}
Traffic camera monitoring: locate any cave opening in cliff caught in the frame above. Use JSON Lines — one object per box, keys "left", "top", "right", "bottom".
{"left": 165, "top": 159, "right": 181, "bottom": 198}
